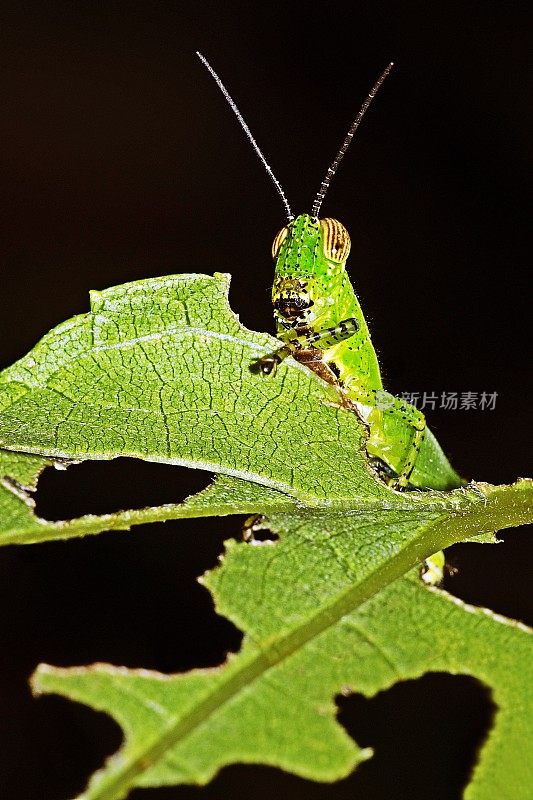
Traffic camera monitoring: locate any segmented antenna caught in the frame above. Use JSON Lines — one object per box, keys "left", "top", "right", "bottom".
{"left": 311, "top": 62, "right": 394, "bottom": 219}
{"left": 197, "top": 52, "right": 293, "bottom": 221}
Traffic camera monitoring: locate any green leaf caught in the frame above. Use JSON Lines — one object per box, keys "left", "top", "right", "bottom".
{"left": 0, "top": 272, "right": 454, "bottom": 505}
{"left": 1, "top": 272, "right": 531, "bottom": 798}
{"left": 0, "top": 271, "right": 476, "bottom": 550}
{"left": 32, "top": 479, "right": 532, "bottom": 800}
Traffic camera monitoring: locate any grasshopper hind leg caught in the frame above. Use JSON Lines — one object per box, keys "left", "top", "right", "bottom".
{"left": 346, "top": 386, "right": 427, "bottom": 490}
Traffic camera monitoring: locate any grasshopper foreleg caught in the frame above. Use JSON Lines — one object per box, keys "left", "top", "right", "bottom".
{"left": 254, "top": 344, "right": 293, "bottom": 375}
{"left": 256, "top": 317, "right": 360, "bottom": 375}
{"left": 305, "top": 317, "right": 360, "bottom": 348}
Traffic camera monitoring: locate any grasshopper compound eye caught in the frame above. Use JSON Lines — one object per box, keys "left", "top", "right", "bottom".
{"left": 320, "top": 218, "right": 351, "bottom": 263}
{"left": 271, "top": 225, "right": 289, "bottom": 259}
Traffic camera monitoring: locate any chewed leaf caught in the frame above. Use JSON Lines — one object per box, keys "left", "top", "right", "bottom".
{"left": 33, "top": 489, "right": 533, "bottom": 799}
{"left": 0, "top": 271, "right": 484, "bottom": 549}
{"left": 0, "top": 452, "right": 296, "bottom": 546}
{"left": 0, "top": 449, "right": 52, "bottom": 537}
{"left": 0, "top": 273, "right": 380, "bottom": 504}
{"left": 1, "top": 272, "right": 531, "bottom": 798}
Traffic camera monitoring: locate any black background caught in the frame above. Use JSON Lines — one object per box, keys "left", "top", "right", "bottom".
{"left": 0, "top": 3, "right": 531, "bottom": 799}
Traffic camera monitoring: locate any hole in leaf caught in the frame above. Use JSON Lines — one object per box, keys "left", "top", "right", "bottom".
{"left": 122, "top": 674, "right": 495, "bottom": 800}
{"left": 35, "top": 457, "right": 213, "bottom": 520}
{"left": 8, "top": 696, "right": 122, "bottom": 800}
{"left": 4, "top": 516, "right": 243, "bottom": 673}
{"left": 443, "top": 527, "right": 533, "bottom": 627}
{"left": 336, "top": 673, "right": 495, "bottom": 800}
{"left": 248, "top": 529, "right": 279, "bottom": 544}
{"left": 242, "top": 514, "right": 279, "bottom": 544}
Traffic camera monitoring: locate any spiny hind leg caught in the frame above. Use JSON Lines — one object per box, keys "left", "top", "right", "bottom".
{"left": 256, "top": 317, "right": 360, "bottom": 375}
{"left": 373, "top": 390, "right": 426, "bottom": 488}
{"left": 345, "top": 384, "right": 426, "bottom": 489}
{"left": 382, "top": 392, "right": 426, "bottom": 488}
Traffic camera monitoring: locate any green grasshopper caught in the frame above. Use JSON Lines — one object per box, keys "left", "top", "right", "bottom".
{"left": 198, "top": 54, "right": 463, "bottom": 493}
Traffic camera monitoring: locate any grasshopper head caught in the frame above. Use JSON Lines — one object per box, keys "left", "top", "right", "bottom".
{"left": 271, "top": 213, "right": 351, "bottom": 326}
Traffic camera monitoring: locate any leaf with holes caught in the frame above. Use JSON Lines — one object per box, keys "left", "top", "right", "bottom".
{"left": 0, "top": 272, "right": 531, "bottom": 798}
{"left": 32, "top": 481, "right": 533, "bottom": 800}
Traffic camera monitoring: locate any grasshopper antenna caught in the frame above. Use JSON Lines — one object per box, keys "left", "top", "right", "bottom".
{"left": 197, "top": 52, "right": 294, "bottom": 222}
{"left": 311, "top": 62, "right": 394, "bottom": 219}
